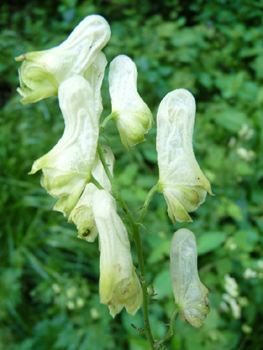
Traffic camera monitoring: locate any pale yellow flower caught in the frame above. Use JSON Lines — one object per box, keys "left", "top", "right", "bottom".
{"left": 93, "top": 190, "right": 143, "bottom": 317}
{"left": 109, "top": 55, "right": 153, "bottom": 151}
{"left": 16, "top": 15, "right": 110, "bottom": 104}
{"left": 30, "top": 75, "right": 99, "bottom": 216}
{"left": 157, "top": 89, "right": 213, "bottom": 223}
{"left": 170, "top": 228, "right": 210, "bottom": 328}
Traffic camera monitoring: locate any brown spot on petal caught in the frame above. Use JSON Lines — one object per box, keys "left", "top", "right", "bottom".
{"left": 83, "top": 229, "right": 90, "bottom": 237}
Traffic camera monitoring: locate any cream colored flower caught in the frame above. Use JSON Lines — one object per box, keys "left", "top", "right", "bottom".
{"left": 69, "top": 145, "right": 115, "bottom": 242}
{"left": 109, "top": 55, "right": 153, "bottom": 151}
{"left": 29, "top": 75, "right": 99, "bottom": 216}
{"left": 93, "top": 190, "right": 143, "bottom": 317}
{"left": 157, "top": 89, "right": 213, "bottom": 223}
{"left": 16, "top": 15, "right": 110, "bottom": 104}
{"left": 170, "top": 228, "right": 210, "bottom": 328}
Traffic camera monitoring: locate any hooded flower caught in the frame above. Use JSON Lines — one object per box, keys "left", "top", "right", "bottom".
{"left": 29, "top": 75, "right": 99, "bottom": 216}
{"left": 170, "top": 228, "right": 210, "bottom": 328}
{"left": 108, "top": 55, "right": 153, "bottom": 151}
{"left": 15, "top": 15, "right": 110, "bottom": 104}
{"left": 157, "top": 89, "right": 214, "bottom": 223}
{"left": 69, "top": 145, "right": 115, "bottom": 242}
{"left": 93, "top": 190, "right": 143, "bottom": 317}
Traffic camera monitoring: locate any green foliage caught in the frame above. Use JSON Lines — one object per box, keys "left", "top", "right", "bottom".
{"left": 1, "top": 0, "right": 263, "bottom": 349}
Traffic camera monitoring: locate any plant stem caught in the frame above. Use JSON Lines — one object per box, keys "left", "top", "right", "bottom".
{"left": 154, "top": 306, "right": 178, "bottom": 348}
{"left": 99, "top": 111, "right": 118, "bottom": 133}
{"left": 90, "top": 175, "right": 104, "bottom": 190}
{"left": 97, "top": 139, "right": 155, "bottom": 349}
{"left": 137, "top": 183, "right": 160, "bottom": 224}
{"left": 97, "top": 140, "right": 135, "bottom": 230}
{"left": 133, "top": 224, "right": 155, "bottom": 348}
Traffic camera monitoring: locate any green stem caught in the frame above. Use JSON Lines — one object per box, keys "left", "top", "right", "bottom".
{"left": 90, "top": 175, "right": 104, "bottom": 190}
{"left": 97, "top": 140, "right": 135, "bottom": 231}
{"left": 97, "top": 139, "right": 155, "bottom": 349}
{"left": 137, "top": 183, "right": 160, "bottom": 224}
{"left": 154, "top": 306, "right": 178, "bottom": 348}
{"left": 99, "top": 111, "right": 118, "bottom": 133}
{"left": 133, "top": 225, "right": 155, "bottom": 348}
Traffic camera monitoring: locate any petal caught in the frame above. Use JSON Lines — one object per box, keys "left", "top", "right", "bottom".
{"left": 30, "top": 75, "right": 99, "bottom": 215}
{"left": 93, "top": 190, "right": 142, "bottom": 317}
{"left": 16, "top": 15, "right": 110, "bottom": 103}
{"left": 109, "top": 55, "right": 153, "bottom": 151}
{"left": 157, "top": 89, "right": 213, "bottom": 223}
{"left": 69, "top": 145, "right": 115, "bottom": 241}
{"left": 170, "top": 228, "right": 210, "bottom": 328}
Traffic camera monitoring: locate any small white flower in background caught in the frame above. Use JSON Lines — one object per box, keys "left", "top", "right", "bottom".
{"left": 236, "top": 147, "right": 255, "bottom": 161}
{"left": 76, "top": 298, "right": 85, "bottom": 309}
{"left": 219, "top": 301, "right": 230, "bottom": 312}
{"left": 29, "top": 75, "right": 99, "bottom": 216}
{"left": 15, "top": 15, "right": 110, "bottom": 104}
{"left": 224, "top": 274, "right": 239, "bottom": 298}
{"left": 243, "top": 268, "right": 257, "bottom": 280}
{"left": 109, "top": 55, "right": 154, "bottom": 151}
{"left": 156, "top": 89, "right": 214, "bottom": 224}
{"left": 169, "top": 228, "right": 210, "bottom": 328}
{"left": 90, "top": 307, "right": 100, "bottom": 320}
{"left": 93, "top": 190, "right": 143, "bottom": 317}
{"left": 238, "top": 124, "right": 254, "bottom": 141}
{"left": 258, "top": 260, "right": 263, "bottom": 269}
{"left": 222, "top": 293, "right": 241, "bottom": 319}
{"left": 69, "top": 146, "right": 115, "bottom": 242}
{"left": 225, "top": 237, "right": 237, "bottom": 251}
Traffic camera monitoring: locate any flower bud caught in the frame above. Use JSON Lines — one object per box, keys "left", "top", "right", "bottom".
{"left": 29, "top": 75, "right": 99, "bottom": 216}
{"left": 109, "top": 55, "right": 153, "bottom": 151}
{"left": 15, "top": 15, "right": 110, "bottom": 104}
{"left": 170, "top": 228, "right": 210, "bottom": 328}
{"left": 69, "top": 146, "right": 115, "bottom": 242}
{"left": 157, "top": 89, "right": 214, "bottom": 223}
{"left": 93, "top": 190, "right": 143, "bottom": 317}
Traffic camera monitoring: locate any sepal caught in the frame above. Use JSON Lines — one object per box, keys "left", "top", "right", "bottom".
{"left": 170, "top": 228, "right": 210, "bottom": 328}
{"left": 30, "top": 75, "right": 99, "bottom": 216}
{"left": 109, "top": 55, "right": 153, "bottom": 151}
{"left": 157, "top": 89, "right": 213, "bottom": 223}
{"left": 93, "top": 190, "right": 143, "bottom": 317}
{"left": 16, "top": 15, "right": 110, "bottom": 104}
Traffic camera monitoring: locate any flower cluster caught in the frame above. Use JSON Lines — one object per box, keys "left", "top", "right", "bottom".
{"left": 16, "top": 15, "right": 214, "bottom": 327}
{"left": 15, "top": 14, "right": 152, "bottom": 317}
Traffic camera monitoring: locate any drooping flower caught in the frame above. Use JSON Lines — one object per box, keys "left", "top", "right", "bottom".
{"left": 157, "top": 88, "right": 214, "bottom": 223}
{"left": 69, "top": 145, "right": 115, "bottom": 242}
{"left": 29, "top": 75, "right": 99, "bottom": 216}
{"left": 15, "top": 15, "right": 110, "bottom": 104}
{"left": 93, "top": 190, "right": 143, "bottom": 317}
{"left": 108, "top": 55, "right": 153, "bottom": 151}
{"left": 170, "top": 228, "right": 210, "bottom": 328}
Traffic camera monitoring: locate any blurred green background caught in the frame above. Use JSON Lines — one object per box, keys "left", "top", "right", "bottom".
{"left": 1, "top": 0, "right": 263, "bottom": 349}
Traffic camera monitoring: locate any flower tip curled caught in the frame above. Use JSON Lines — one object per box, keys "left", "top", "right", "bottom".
{"left": 109, "top": 54, "right": 153, "bottom": 151}
{"left": 170, "top": 228, "right": 210, "bottom": 328}
{"left": 157, "top": 88, "right": 213, "bottom": 223}
{"left": 15, "top": 14, "right": 110, "bottom": 104}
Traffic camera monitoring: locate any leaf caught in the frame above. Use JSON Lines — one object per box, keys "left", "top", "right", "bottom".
{"left": 197, "top": 232, "right": 227, "bottom": 255}
{"left": 153, "top": 270, "right": 172, "bottom": 299}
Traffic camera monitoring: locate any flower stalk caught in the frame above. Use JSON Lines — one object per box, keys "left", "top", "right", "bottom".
{"left": 97, "top": 139, "right": 155, "bottom": 349}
